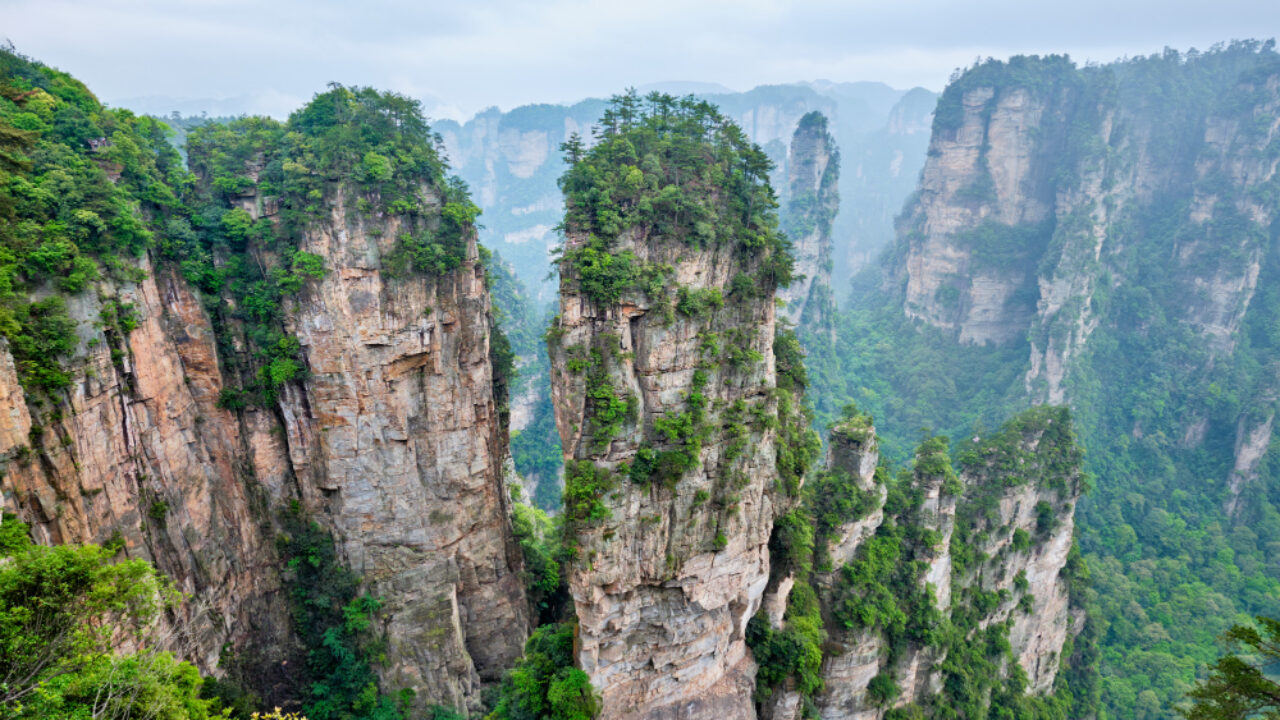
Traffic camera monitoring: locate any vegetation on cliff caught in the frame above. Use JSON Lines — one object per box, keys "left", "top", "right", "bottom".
{"left": 557, "top": 89, "right": 795, "bottom": 306}
{"left": 817, "top": 41, "right": 1280, "bottom": 719}
{"left": 485, "top": 623, "right": 599, "bottom": 720}
{"left": 750, "top": 406, "right": 1096, "bottom": 719}
{"left": 182, "top": 86, "right": 505, "bottom": 719}
{"left": 0, "top": 48, "right": 186, "bottom": 395}
{"left": 0, "top": 50, "right": 507, "bottom": 719}
{"left": 554, "top": 90, "right": 815, "bottom": 527}
{"left": 533, "top": 89, "right": 821, "bottom": 716}
{"left": 180, "top": 83, "right": 481, "bottom": 406}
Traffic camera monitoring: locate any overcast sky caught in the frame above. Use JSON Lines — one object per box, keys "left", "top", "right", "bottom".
{"left": 3, "top": 0, "right": 1277, "bottom": 121}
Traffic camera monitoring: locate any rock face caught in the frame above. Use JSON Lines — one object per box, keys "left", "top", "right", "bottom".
{"left": 779, "top": 112, "right": 839, "bottom": 326}
{"left": 549, "top": 225, "right": 786, "bottom": 719}
{"left": 259, "top": 186, "right": 531, "bottom": 707}
{"left": 0, "top": 259, "right": 297, "bottom": 690}
{"left": 950, "top": 420, "right": 1083, "bottom": 695}
{"left": 810, "top": 408, "right": 1085, "bottom": 719}
{"left": 807, "top": 418, "right": 888, "bottom": 720}
{"left": 547, "top": 99, "right": 815, "bottom": 715}
{"left": 898, "top": 84, "right": 1054, "bottom": 346}
{"left": 0, "top": 139, "right": 529, "bottom": 715}
{"left": 889, "top": 51, "right": 1280, "bottom": 502}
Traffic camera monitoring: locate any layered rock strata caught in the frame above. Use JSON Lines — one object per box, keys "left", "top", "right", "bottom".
{"left": 252, "top": 184, "right": 531, "bottom": 708}
{"left": 890, "top": 53, "right": 1280, "bottom": 506}
{"left": 0, "top": 259, "right": 296, "bottom": 690}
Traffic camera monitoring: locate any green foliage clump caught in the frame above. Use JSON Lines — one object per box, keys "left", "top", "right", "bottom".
{"left": 828, "top": 514, "right": 941, "bottom": 659}
{"left": 0, "top": 48, "right": 187, "bottom": 394}
{"left": 384, "top": 181, "right": 478, "bottom": 278}
{"left": 486, "top": 623, "right": 600, "bottom": 720}
{"left": 750, "top": 504, "right": 826, "bottom": 705}
{"left": 561, "top": 460, "right": 616, "bottom": 539}
{"left": 675, "top": 287, "right": 723, "bottom": 319}
{"left": 774, "top": 328, "right": 822, "bottom": 498}
{"left": 866, "top": 672, "right": 900, "bottom": 708}
{"left": 1182, "top": 615, "right": 1280, "bottom": 720}
{"left": 746, "top": 583, "right": 825, "bottom": 703}
{"left": 646, "top": 368, "right": 712, "bottom": 487}
{"left": 557, "top": 90, "right": 793, "bottom": 306}
{"left": 181, "top": 83, "right": 478, "bottom": 408}
{"left": 510, "top": 501, "right": 570, "bottom": 625}
{"left": 0, "top": 513, "right": 223, "bottom": 720}
{"left": 954, "top": 405, "right": 1082, "bottom": 492}
{"left": 581, "top": 346, "right": 637, "bottom": 452}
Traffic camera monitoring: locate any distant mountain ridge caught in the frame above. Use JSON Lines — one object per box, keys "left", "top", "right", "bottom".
{"left": 433, "top": 81, "right": 937, "bottom": 303}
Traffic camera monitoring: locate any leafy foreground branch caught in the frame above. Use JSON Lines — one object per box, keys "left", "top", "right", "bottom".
{"left": 1183, "top": 616, "right": 1280, "bottom": 719}
{"left": 0, "top": 512, "right": 224, "bottom": 719}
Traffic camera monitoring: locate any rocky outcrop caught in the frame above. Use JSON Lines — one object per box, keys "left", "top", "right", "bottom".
{"left": 262, "top": 186, "right": 531, "bottom": 707}
{"left": 808, "top": 418, "right": 886, "bottom": 720}
{"left": 889, "top": 51, "right": 1280, "bottom": 507}
{"left": 899, "top": 83, "right": 1055, "bottom": 346}
{"left": 0, "top": 256, "right": 299, "bottom": 693}
{"left": 548, "top": 102, "right": 812, "bottom": 716}
{"left": 897, "top": 56, "right": 1280, "bottom": 379}
{"left": 949, "top": 413, "right": 1083, "bottom": 694}
{"left": 550, "top": 226, "right": 786, "bottom": 719}
{"left": 0, "top": 137, "right": 530, "bottom": 716}
{"left": 779, "top": 112, "right": 839, "bottom": 326}
{"left": 808, "top": 408, "right": 1085, "bottom": 719}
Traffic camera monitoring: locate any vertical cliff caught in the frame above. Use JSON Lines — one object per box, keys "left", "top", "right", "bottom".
{"left": 833, "top": 44, "right": 1280, "bottom": 717}
{"left": 549, "top": 93, "right": 816, "bottom": 719}
{"left": 222, "top": 180, "right": 531, "bottom": 708}
{"left": 0, "top": 257, "right": 297, "bottom": 686}
{"left": 779, "top": 112, "right": 839, "bottom": 327}
{"left": 182, "top": 90, "right": 531, "bottom": 713}
{"left": 892, "top": 48, "right": 1280, "bottom": 408}
{"left": 895, "top": 58, "right": 1077, "bottom": 346}
{"left": 797, "top": 408, "right": 1087, "bottom": 720}
{"left": 0, "top": 65, "right": 528, "bottom": 717}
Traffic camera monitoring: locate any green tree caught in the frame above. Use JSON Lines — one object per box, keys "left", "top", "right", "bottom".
{"left": 487, "top": 623, "right": 600, "bottom": 720}
{"left": 1183, "top": 616, "right": 1280, "bottom": 719}
{"left": 0, "top": 513, "right": 222, "bottom": 720}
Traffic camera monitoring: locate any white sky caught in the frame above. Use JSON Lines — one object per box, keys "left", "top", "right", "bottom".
{"left": 3, "top": 0, "right": 1277, "bottom": 120}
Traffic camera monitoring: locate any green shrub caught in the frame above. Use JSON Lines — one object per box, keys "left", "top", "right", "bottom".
{"left": 487, "top": 622, "right": 600, "bottom": 720}
{"left": 867, "top": 672, "right": 900, "bottom": 707}
{"left": 0, "top": 513, "right": 223, "bottom": 719}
